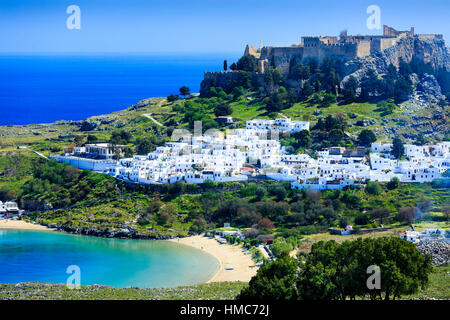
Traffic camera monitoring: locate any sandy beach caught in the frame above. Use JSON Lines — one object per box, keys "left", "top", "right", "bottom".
{"left": 0, "top": 219, "right": 54, "bottom": 231}
{"left": 1, "top": 220, "right": 257, "bottom": 283}
{"left": 169, "top": 235, "right": 258, "bottom": 283}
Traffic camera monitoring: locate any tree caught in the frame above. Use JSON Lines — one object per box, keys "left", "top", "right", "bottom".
{"left": 223, "top": 59, "right": 228, "bottom": 71}
{"left": 135, "top": 138, "right": 154, "bottom": 155}
{"left": 292, "top": 130, "right": 311, "bottom": 148}
{"left": 342, "top": 76, "right": 358, "bottom": 103}
{"left": 398, "top": 206, "right": 416, "bottom": 224}
{"left": 399, "top": 59, "right": 413, "bottom": 78}
{"left": 301, "top": 81, "right": 314, "bottom": 99}
{"left": 442, "top": 203, "right": 450, "bottom": 222}
{"left": 394, "top": 76, "right": 413, "bottom": 102}
{"left": 266, "top": 92, "right": 283, "bottom": 113}
{"left": 386, "top": 177, "right": 400, "bottom": 190}
{"left": 338, "top": 217, "right": 349, "bottom": 229}
{"left": 86, "top": 135, "right": 98, "bottom": 144}
{"left": 214, "top": 102, "right": 233, "bottom": 117}
{"left": 365, "top": 181, "right": 382, "bottom": 195}
{"left": 358, "top": 129, "right": 376, "bottom": 147}
{"left": 158, "top": 203, "right": 177, "bottom": 226}
{"left": 360, "top": 69, "right": 382, "bottom": 100}
{"left": 74, "top": 135, "right": 85, "bottom": 147}
{"left": 321, "top": 93, "right": 336, "bottom": 108}
{"left": 355, "top": 213, "right": 370, "bottom": 225}
{"left": 292, "top": 62, "right": 311, "bottom": 81}
{"left": 123, "top": 146, "right": 134, "bottom": 158}
{"left": 270, "top": 238, "right": 293, "bottom": 258}
{"left": 110, "top": 129, "right": 131, "bottom": 145}
{"left": 236, "top": 209, "right": 261, "bottom": 227}
{"left": 167, "top": 93, "right": 179, "bottom": 102}
{"left": 297, "top": 237, "right": 433, "bottom": 300}
{"left": 62, "top": 166, "right": 79, "bottom": 182}
{"left": 254, "top": 187, "right": 266, "bottom": 201}
{"left": 236, "top": 55, "right": 257, "bottom": 72}
{"left": 269, "top": 184, "right": 287, "bottom": 201}
{"left": 232, "top": 86, "right": 245, "bottom": 99}
{"left": 79, "top": 121, "right": 97, "bottom": 132}
{"left": 264, "top": 67, "right": 283, "bottom": 90}
{"left": 5, "top": 190, "right": 17, "bottom": 200}
{"left": 258, "top": 218, "right": 275, "bottom": 231}
{"left": 369, "top": 208, "right": 390, "bottom": 224}
{"left": 392, "top": 137, "right": 405, "bottom": 159}
{"left": 377, "top": 100, "right": 396, "bottom": 115}
{"left": 237, "top": 253, "right": 298, "bottom": 300}
{"left": 329, "top": 128, "right": 345, "bottom": 146}
{"left": 179, "top": 86, "right": 190, "bottom": 97}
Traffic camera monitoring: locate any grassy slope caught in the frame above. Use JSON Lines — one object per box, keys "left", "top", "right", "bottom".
{"left": 0, "top": 281, "right": 247, "bottom": 300}
{"left": 405, "top": 264, "right": 450, "bottom": 300}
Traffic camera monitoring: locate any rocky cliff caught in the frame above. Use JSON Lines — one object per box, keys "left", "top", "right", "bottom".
{"left": 341, "top": 36, "right": 449, "bottom": 141}
{"left": 343, "top": 36, "right": 450, "bottom": 84}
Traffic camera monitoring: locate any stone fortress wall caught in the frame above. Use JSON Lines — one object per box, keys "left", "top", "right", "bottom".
{"left": 245, "top": 25, "right": 442, "bottom": 74}
{"left": 200, "top": 25, "right": 446, "bottom": 95}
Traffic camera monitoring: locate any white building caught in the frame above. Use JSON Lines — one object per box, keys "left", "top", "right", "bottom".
{"left": 246, "top": 118, "right": 309, "bottom": 133}
{"left": 73, "top": 143, "right": 128, "bottom": 159}
{"left": 400, "top": 229, "right": 448, "bottom": 243}
{"left": 0, "top": 201, "right": 20, "bottom": 216}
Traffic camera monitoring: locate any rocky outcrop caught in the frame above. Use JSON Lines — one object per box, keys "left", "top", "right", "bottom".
{"left": 19, "top": 199, "right": 52, "bottom": 211}
{"left": 343, "top": 36, "right": 450, "bottom": 84}
{"left": 416, "top": 74, "right": 445, "bottom": 103}
{"left": 128, "top": 98, "right": 157, "bottom": 111}
{"left": 416, "top": 241, "right": 449, "bottom": 266}
{"left": 414, "top": 37, "right": 450, "bottom": 71}
{"left": 56, "top": 224, "right": 173, "bottom": 240}
{"left": 78, "top": 120, "right": 99, "bottom": 131}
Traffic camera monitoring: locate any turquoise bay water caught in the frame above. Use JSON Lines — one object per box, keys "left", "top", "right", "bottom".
{"left": 0, "top": 229, "right": 218, "bottom": 288}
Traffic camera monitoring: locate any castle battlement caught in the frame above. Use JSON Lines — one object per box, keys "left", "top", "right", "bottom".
{"left": 244, "top": 25, "right": 442, "bottom": 73}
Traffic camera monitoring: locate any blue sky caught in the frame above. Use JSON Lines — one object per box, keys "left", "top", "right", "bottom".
{"left": 0, "top": 0, "right": 449, "bottom": 53}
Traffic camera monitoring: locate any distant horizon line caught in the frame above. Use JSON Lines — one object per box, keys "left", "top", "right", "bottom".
{"left": 0, "top": 51, "right": 242, "bottom": 56}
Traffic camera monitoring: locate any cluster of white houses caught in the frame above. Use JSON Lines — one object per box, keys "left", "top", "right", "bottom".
{"left": 0, "top": 201, "right": 21, "bottom": 217}
{"left": 50, "top": 118, "right": 450, "bottom": 190}
{"left": 400, "top": 228, "right": 449, "bottom": 243}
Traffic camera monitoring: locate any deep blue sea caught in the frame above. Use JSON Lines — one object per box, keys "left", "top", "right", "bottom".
{"left": 0, "top": 229, "right": 219, "bottom": 288}
{"left": 0, "top": 53, "right": 239, "bottom": 125}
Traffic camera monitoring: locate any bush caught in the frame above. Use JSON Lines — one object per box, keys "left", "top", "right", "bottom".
{"left": 257, "top": 218, "right": 275, "bottom": 231}
{"left": 354, "top": 213, "right": 370, "bottom": 225}
{"left": 214, "top": 103, "right": 233, "bottom": 117}
{"left": 270, "top": 238, "right": 293, "bottom": 258}
{"left": 365, "top": 181, "right": 382, "bottom": 195}
{"left": 386, "top": 177, "right": 400, "bottom": 190}
{"left": 358, "top": 129, "right": 376, "bottom": 147}
{"left": 167, "top": 93, "right": 179, "bottom": 102}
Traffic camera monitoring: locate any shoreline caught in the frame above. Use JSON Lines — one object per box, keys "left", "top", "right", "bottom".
{"left": 0, "top": 219, "right": 55, "bottom": 231}
{"left": 0, "top": 220, "right": 258, "bottom": 284}
{"left": 169, "top": 235, "right": 258, "bottom": 283}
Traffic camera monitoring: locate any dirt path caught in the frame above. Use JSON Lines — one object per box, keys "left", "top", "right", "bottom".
{"left": 142, "top": 113, "right": 164, "bottom": 127}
